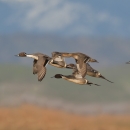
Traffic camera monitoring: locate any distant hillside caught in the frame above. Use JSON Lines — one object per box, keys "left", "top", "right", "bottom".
{"left": 0, "top": 64, "right": 130, "bottom": 104}
{"left": 0, "top": 64, "right": 130, "bottom": 114}
{"left": 1, "top": 34, "right": 130, "bottom": 67}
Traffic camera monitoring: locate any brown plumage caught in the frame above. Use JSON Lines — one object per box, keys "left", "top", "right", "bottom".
{"left": 51, "top": 73, "right": 100, "bottom": 86}
{"left": 33, "top": 56, "right": 49, "bottom": 81}
{"left": 54, "top": 52, "right": 98, "bottom": 78}
{"left": 66, "top": 63, "right": 113, "bottom": 83}
{"left": 59, "top": 52, "right": 98, "bottom": 63}
{"left": 52, "top": 61, "right": 100, "bottom": 86}
{"left": 66, "top": 62, "right": 87, "bottom": 78}
{"left": 49, "top": 52, "right": 67, "bottom": 68}
{"left": 15, "top": 52, "right": 51, "bottom": 81}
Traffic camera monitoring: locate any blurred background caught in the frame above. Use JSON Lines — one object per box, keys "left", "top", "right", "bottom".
{"left": 0, "top": 0, "right": 130, "bottom": 129}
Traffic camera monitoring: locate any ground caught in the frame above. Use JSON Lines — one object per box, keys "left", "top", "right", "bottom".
{"left": 0, "top": 104, "right": 129, "bottom": 130}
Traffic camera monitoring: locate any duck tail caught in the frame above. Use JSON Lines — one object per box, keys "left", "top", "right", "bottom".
{"left": 100, "top": 75, "right": 114, "bottom": 83}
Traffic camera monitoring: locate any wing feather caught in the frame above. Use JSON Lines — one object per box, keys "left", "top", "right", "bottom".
{"left": 33, "top": 59, "right": 38, "bottom": 74}
{"left": 36, "top": 56, "right": 49, "bottom": 81}
{"left": 87, "top": 63, "right": 98, "bottom": 73}
{"left": 38, "top": 67, "right": 46, "bottom": 81}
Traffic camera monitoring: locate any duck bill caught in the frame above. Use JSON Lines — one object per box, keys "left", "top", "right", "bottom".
{"left": 90, "top": 59, "right": 99, "bottom": 63}
{"left": 14, "top": 54, "right": 19, "bottom": 57}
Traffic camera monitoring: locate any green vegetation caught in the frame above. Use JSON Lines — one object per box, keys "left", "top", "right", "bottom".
{"left": 0, "top": 64, "right": 130, "bottom": 104}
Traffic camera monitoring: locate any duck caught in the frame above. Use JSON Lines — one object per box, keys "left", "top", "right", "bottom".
{"left": 54, "top": 52, "right": 98, "bottom": 77}
{"left": 126, "top": 61, "right": 130, "bottom": 64}
{"left": 66, "top": 63, "right": 113, "bottom": 83}
{"left": 51, "top": 63, "right": 100, "bottom": 86}
{"left": 51, "top": 73, "right": 100, "bottom": 86}
{"left": 49, "top": 52, "right": 67, "bottom": 68}
{"left": 15, "top": 52, "right": 51, "bottom": 81}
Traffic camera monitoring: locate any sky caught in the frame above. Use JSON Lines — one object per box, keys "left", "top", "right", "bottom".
{"left": 0, "top": 0, "right": 130, "bottom": 37}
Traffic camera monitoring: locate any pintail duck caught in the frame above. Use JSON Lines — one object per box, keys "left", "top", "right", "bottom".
{"left": 56, "top": 52, "right": 98, "bottom": 78}
{"left": 66, "top": 63, "right": 113, "bottom": 83}
{"left": 15, "top": 52, "right": 51, "bottom": 81}
{"left": 51, "top": 64, "right": 100, "bottom": 86}
{"left": 49, "top": 52, "right": 67, "bottom": 68}
{"left": 126, "top": 61, "right": 130, "bottom": 64}
{"left": 51, "top": 73, "right": 100, "bottom": 86}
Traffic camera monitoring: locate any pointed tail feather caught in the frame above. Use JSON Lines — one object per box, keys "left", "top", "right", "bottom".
{"left": 100, "top": 75, "right": 113, "bottom": 83}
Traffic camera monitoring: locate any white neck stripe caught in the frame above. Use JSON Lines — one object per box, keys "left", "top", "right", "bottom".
{"left": 26, "top": 54, "right": 38, "bottom": 60}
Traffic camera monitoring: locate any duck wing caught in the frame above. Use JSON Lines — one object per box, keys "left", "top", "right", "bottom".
{"left": 76, "top": 61, "right": 87, "bottom": 78}
{"left": 86, "top": 63, "right": 98, "bottom": 73}
{"left": 33, "top": 59, "right": 38, "bottom": 74}
{"left": 36, "top": 56, "right": 50, "bottom": 81}
{"left": 72, "top": 67, "right": 83, "bottom": 79}
{"left": 37, "top": 65, "right": 46, "bottom": 81}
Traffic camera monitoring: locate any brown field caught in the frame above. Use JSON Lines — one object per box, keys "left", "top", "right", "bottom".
{"left": 0, "top": 104, "right": 130, "bottom": 130}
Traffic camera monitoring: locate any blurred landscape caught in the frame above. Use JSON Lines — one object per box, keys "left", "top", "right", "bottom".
{"left": 0, "top": 0, "right": 130, "bottom": 129}
{"left": 0, "top": 34, "right": 130, "bottom": 129}
{"left": 0, "top": 33, "right": 130, "bottom": 130}
{"left": 0, "top": 61, "right": 130, "bottom": 112}
{"left": 0, "top": 62, "right": 130, "bottom": 129}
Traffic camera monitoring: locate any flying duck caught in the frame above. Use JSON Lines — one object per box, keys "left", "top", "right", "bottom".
{"left": 66, "top": 63, "right": 113, "bottom": 83}
{"left": 15, "top": 52, "right": 51, "bottom": 81}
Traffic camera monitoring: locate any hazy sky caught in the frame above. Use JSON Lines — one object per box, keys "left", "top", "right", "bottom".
{"left": 0, "top": 0, "right": 130, "bottom": 36}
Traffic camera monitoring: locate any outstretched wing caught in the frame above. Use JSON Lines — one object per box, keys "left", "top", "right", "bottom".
{"left": 33, "top": 59, "right": 38, "bottom": 74}
{"left": 72, "top": 67, "right": 83, "bottom": 79}
{"left": 76, "top": 62, "right": 87, "bottom": 78}
{"left": 37, "top": 65, "right": 46, "bottom": 81}
{"left": 87, "top": 63, "right": 98, "bottom": 73}
{"left": 36, "top": 56, "right": 50, "bottom": 81}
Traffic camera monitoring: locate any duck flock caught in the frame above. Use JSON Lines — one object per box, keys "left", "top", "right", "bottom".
{"left": 15, "top": 52, "right": 130, "bottom": 86}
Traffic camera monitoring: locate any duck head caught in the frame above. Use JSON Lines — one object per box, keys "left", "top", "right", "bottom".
{"left": 51, "top": 74, "right": 63, "bottom": 78}
{"left": 15, "top": 52, "right": 27, "bottom": 57}
{"left": 66, "top": 64, "right": 76, "bottom": 69}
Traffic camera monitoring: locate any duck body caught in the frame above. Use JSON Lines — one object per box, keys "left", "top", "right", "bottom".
{"left": 52, "top": 61, "right": 100, "bottom": 87}
{"left": 54, "top": 52, "right": 98, "bottom": 78}
{"left": 15, "top": 52, "right": 51, "bottom": 81}
{"left": 52, "top": 74, "right": 100, "bottom": 86}
{"left": 61, "top": 75, "right": 87, "bottom": 85}
{"left": 49, "top": 52, "right": 67, "bottom": 68}
{"left": 66, "top": 63, "right": 113, "bottom": 83}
